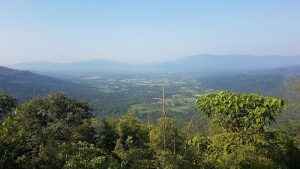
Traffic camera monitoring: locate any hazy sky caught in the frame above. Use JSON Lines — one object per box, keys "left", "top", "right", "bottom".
{"left": 1, "top": 0, "right": 300, "bottom": 64}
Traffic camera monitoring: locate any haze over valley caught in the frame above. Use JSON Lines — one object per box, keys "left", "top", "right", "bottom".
{"left": 8, "top": 54, "right": 300, "bottom": 74}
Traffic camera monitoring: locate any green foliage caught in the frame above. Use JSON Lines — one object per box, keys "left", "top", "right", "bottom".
{"left": 149, "top": 118, "right": 183, "bottom": 153}
{"left": 192, "top": 91, "right": 299, "bottom": 169}
{"left": 0, "top": 93, "right": 17, "bottom": 122}
{"left": 196, "top": 91, "right": 284, "bottom": 132}
{"left": 0, "top": 91, "right": 299, "bottom": 168}
{"left": 149, "top": 118, "right": 200, "bottom": 169}
{"left": 0, "top": 93, "right": 99, "bottom": 168}
{"left": 62, "top": 142, "right": 108, "bottom": 169}
{"left": 189, "top": 132, "right": 282, "bottom": 168}
{"left": 115, "top": 110, "right": 149, "bottom": 150}
{"left": 95, "top": 118, "right": 117, "bottom": 152}
{"left": 113, "top": 110, "right": 154, "bottom": 168}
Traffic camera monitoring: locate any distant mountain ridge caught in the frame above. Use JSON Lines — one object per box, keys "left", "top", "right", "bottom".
{"left": 8, "top": 54, "right": 300, "bottom": 73}
{"left": 156, "top": 54, "right": 300, "bottom": 73}
{"left": 9, "top": 59, "right": 134, "bottom": 72}
{"left": 0, "top": 66, "right": 98, "bottom": 102}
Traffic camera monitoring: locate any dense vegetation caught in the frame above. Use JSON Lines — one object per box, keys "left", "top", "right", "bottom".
{"left": 1, "top": 90, "right": 299, "bottom": 168}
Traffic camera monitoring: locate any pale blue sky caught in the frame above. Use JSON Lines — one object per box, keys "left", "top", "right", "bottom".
{"left": 0, "top": 0, "right": 300, "bottom": 64}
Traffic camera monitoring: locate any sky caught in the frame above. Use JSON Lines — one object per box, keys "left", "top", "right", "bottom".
{"left": 0, "top": 0, "right": 300, "bottom": 64}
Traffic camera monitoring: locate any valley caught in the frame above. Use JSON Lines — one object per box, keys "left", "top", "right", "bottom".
{"left": 16, "top": 69, "right": 289, "bottom": 122}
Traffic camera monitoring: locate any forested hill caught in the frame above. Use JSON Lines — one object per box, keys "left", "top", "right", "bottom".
{"left": 0, "top": 66, "right": 98, "bottom": 102}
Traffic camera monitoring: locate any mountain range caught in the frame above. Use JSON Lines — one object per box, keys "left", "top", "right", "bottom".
{"left": 8, "top": 54, "right": 300, "bottom": 74}
{"left": 0, "top": 66, "right": 98, "bottom": 103}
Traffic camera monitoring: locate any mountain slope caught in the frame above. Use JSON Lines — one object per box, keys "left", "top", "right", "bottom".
{"left": 198, "top": 74, "right": 286, "bottom": 96}
{"left": 0, "top": 66, "right": 99, "bottom": 102}
{"left": 252, "top": 64, "right": 300, "bottom": 76}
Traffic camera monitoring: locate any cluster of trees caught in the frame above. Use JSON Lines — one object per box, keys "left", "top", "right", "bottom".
{"left": 0, "top": 91, "right": 300, "bottom": 168}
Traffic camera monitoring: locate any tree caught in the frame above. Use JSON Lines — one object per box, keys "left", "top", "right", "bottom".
{"left": 149, "top": 117, "right": 195, "bottom": 169}
{"left": 115, "top": 110, "right": 149, "bottom": 150}
{"left": 196, "top": 91, "right": 284, "bottom": 133}
{"left": 0, "top": 93, "right": 17, "bottom": 122}
{"left": 0, "top": 93, "right": 97, "bottom": 168}
{"left": 149, "top": 117, "right": 183, "bottom": 153}
{"left": 95, "top": 118, "right": 117, "bottom": 152}
{"left": 190, "top": 91, "right": 299, "bottom": 168}
{"left": 113, "top": 110, "right": 153, "bottom": 168}
{"left": 62, "top": 142, "right": 109, "bottom": 169}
